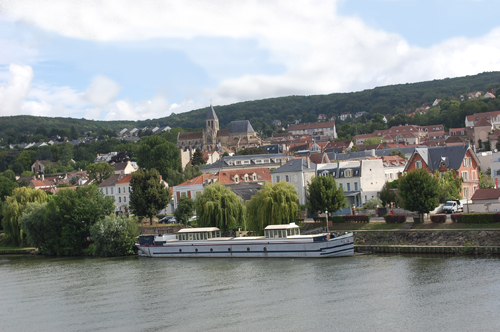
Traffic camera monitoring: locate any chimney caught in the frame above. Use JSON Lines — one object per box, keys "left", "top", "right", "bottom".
{"left": 42, "top": 174, "right": 44, "bottom": 181}
{"left": 307, "top": 155, "right": 311, "bottom": 168}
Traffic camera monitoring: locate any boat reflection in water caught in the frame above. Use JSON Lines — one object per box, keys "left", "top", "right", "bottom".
{"left": 136, "top": 222, "right": 353, "bottom": 258}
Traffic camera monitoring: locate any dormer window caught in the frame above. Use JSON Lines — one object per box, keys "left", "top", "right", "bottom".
{"left": 253, "top": 174, "right": 257, "bottom": 181}
{"left": 234, "top": 175, "right": 239, "bottom": 183}
{"left": 321, "top": 171, "right": 329, "bottom": 177}
{"left": 244, "top": 174, "right": 249, "bottom": 182}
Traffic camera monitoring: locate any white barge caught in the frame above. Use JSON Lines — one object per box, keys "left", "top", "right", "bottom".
{"left": 136, "top": 223, "right": 353, "bottom": 258}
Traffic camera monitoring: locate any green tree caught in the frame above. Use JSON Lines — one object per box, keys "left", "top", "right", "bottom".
{"left": 2, "top": 170, "right": 16, "bottom": 182}
{"left": 1, "top": 187, "right": 48, "bottom": 246}
{"left": 129, "top": 169, "right": 171, "bottom": 225}
{"left": 195, "top": 183, "right": 245, "bottom": 232}
{"left": 479, "top": 171, "right": 495, "bottom": 189}
{"left": 16, "top": 150, "right": 37, "bottom": 173}
{"left": 435, "top": 170, "right": 463, "bottom": 203}
{"left": 90, "top": 215, "right": 138, "bottom": 257}
{"left": 191, "top": 148, "right": 205, "bottom": 166}
{"left": 42, "top": 185, "right": 115, "bottom": 255}
{"left": 306, "top": 175, "right": 347, "bottom": 214}
{"left": 87, "top": 162, "right": 114, "bottom": 184}
{"left": 174, "top": 195, "right": 195, "bottom": 225}
{"left": 389, "top": 149, "right": 406, "bottom": 159}
{"left": 379, "top": 182, "right": 399, "bottom": 207}
{"left": 59, "top": 143, "right": 74, "bottom": 166}
{"left": 0, "top": 174, "right": 18, "bottom": 201}
{"left": 399, "top": 169, "right": 439, "bottom": 221}
{"left": 136, "top": 136, "right": 181, "bottom": 182}
{"left": 363, "top": 137, "right": 384, "bottom": 145}
{"left": 18, "top": 201, "right": 48, "bottom": 251}
{"left": 246, "top": 182, "right": 299, "bottom": 233}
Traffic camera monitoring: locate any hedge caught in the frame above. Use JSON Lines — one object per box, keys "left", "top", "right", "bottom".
{"left": 330, "top": 216, "right": 344, "bottom": 223}
{"left": 451, "top": 214, "right": 462, "bottom": 223}
{"left": 430, "top": 214, "right": 446, "bottom": 223}
{"left": 462, "top": 213, "right": 495, "bottom": 224}
{"left": 384, "top": 214, "right": 407, "bottom": 223}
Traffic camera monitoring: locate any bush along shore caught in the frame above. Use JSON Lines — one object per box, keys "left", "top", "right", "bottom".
{"left": 354, "top": 230, "right": 500, "bottom": 255}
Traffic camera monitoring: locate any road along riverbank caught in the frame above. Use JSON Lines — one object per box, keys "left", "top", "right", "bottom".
{"left": 354, "top": 229, "right": 500, "bottom": 255}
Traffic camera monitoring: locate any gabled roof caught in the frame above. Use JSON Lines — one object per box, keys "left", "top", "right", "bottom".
{"left": 113, "top": 162, "right": 131, "bottom": 171}
{"left": 230, "top": 120, "right": 255, "bottom": 134}
{"left": 116, "top": 174, "right": 132, "bottom": 184}
{"left": 271, "top": 158, "right": 316, "bottom": 174}
{"left": 178, "top": 131, "right": 203, "bottom": 140}
{"left": 98, "top": 174, "right": 123, "bottom": 187}
{"left": 474, "top": 117, "right": 492, "bottom": 127}
{"left": 471, "top": 188, "right": 500, "bottom": 201}
{"left": 406, "top": 145, "right": 478, "bottom": 172}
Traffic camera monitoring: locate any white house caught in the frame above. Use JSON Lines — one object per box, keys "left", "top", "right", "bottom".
{"left": 316, "top": 159, "right": 386, "bottom": 207}
{"left": 271, "top": 158, "right": 316, "bottom": 205}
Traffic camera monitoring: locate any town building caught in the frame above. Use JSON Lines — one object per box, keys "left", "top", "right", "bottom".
{"left": 176, "top": 105, "right": 261, "bottom": 156}
{"left": 199, "top": 154, "right": 292, "bottom": 174}
{"left": 172, "top": 168, "right": 271, "bottom": 209}
{"left": 271, "top": 158, "right": 316, "bottom": 205}
{"left": 316, "top": 159, "right": 386, "bottom": 207}
{"left": 287, "top": 121, "right": 337, "bottom": 139}
{"left": 404, "top": 145, "right": 480, "bottom": 200}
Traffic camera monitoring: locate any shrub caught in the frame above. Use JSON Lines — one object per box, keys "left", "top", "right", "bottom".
{"left": 363, "top": 197, "right": 382, "bottom": 210}
{"left": 461, "top": 213, "right": 495, "bottom": 224}
{"left": 384, "top": 214, "right": 406, "bottom": 223}
{"left": 451, "top": 214, "right": 462, "bottom": 223}
{"left": 343, "top": 214, "right": 370, "bottom": 223}
{"left": 430, "top": 214, "right": 446, "bottom": 223}
{"left": 90, "top": 215, "right": 139, "bottom": 257}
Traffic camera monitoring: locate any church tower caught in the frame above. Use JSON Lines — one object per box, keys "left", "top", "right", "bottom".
{"left": 203, "top": 104, "right": 219, "bottom": 151}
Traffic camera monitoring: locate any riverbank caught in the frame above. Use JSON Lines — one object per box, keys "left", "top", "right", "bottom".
{"left": 354, "top": 229, "right": 500, "bottom": 255}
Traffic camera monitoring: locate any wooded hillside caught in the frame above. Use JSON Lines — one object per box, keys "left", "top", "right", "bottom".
{"left": 1, "top": 71, "right": 499, "bottom": 142}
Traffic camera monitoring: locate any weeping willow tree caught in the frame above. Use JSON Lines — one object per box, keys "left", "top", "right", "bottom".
{"left": 2, "top": 187, "right": 48, "bottom": 246}
{"left": 246, "top": 181, "right": 299, "bottom": 233}
{"left": 195, "top": 183, "right": 246, "bottom": 232}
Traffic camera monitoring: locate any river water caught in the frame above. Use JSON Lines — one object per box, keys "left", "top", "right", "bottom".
{"left": 1, "top": 254, "right": 499, "bottom": 332}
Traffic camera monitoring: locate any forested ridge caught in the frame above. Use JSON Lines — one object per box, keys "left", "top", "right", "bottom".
{"left": 1, "top": 71, "right": 499, "bottom": 141}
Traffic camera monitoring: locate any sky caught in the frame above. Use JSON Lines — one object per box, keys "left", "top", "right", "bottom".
{"left": 1, "top": 0, "right": 500, "bottom": 121}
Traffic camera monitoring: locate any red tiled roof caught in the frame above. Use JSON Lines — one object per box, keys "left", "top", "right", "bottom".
{"left": 471, "top": 188, "right": 500, "bottom": 200}
{"left": 116, "top": 174, "right": 132, "bottom": 184}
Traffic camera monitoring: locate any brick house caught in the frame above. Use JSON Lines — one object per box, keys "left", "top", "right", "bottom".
{"left": 404, "top": 145, "right": 480, "bottom": 199}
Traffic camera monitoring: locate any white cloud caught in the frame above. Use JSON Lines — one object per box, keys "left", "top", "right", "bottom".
{"left": 102, "top": 95, "right": 203, "bottom": 121}
{"left": 83, "top": 75, "right": 121, "bottom": 108}
{"left": 0, "top": 63, "right": 33, "bottom": 116}
{"left": 1, "top": 1, "right": 500, "bottom": 120}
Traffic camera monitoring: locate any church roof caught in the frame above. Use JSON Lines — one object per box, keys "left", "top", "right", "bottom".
{"left": 230, "top": 120, "right": 255, "bottom": 134}
{"left": 206, "top": 105, "right": 218, "bottom": 120}
{"left": 178, "top": 131, "right": 203, "bottom": 140}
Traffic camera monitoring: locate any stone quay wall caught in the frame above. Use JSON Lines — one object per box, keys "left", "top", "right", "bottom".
{"left": 354, "top": 230, "right": 500, "bottom": 255}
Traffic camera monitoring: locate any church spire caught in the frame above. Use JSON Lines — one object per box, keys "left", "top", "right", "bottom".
{"left": 206, "top": 103, "right": 218, "bottom": 120}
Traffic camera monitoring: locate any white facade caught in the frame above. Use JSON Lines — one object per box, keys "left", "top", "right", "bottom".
{"left": 271, "top": 159, "right": 316, "bottom": 205}
{"left": 316, "top": 159, "right": 385, "bottom": 206}
{"left": 490, "top": 152, "right": 500, "bottom": 188}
